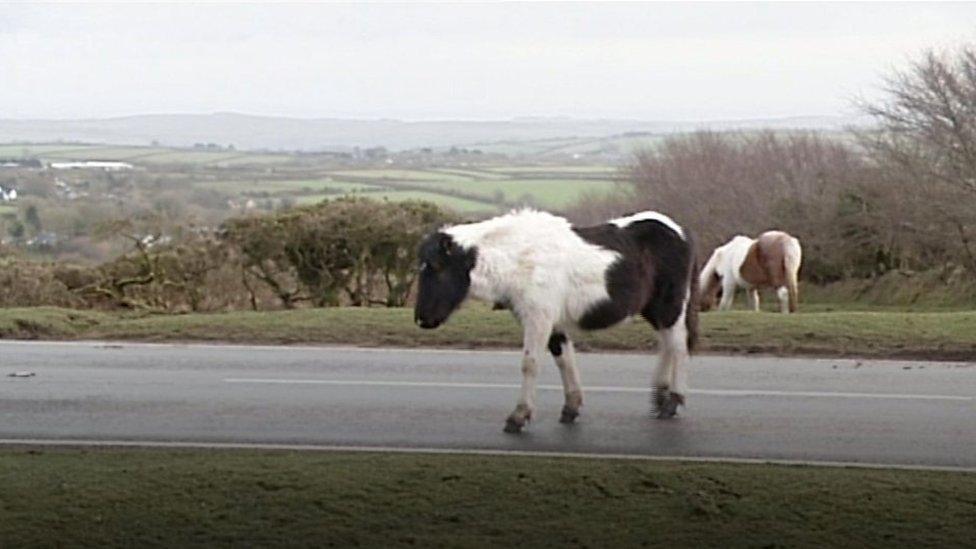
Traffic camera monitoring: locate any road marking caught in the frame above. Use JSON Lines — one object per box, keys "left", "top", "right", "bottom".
{"left": 223, "top": 378, "right": 974, "bottom": 401}
{"left": 1, "top": 438, "right": 974, "bottom": 474}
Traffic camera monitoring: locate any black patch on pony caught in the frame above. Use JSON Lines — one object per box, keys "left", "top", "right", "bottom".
{"left": 574, "top": 219, "right": 698, "bottom": 351}
{"left": 414, "top": 232, "right": 478, "bottom": 329}
{"left": 547, "top": 332, "right": 568, "bottom": 357}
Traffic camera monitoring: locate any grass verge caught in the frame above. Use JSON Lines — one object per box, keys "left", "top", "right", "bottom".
{"left": 1, "top": 447, "right": 974, "bottom": 547}
{"left": 1, "top": 305, "right": 975, "bottom": 360}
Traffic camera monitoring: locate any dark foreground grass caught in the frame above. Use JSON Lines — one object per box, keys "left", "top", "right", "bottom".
{"left": 2, "top": 305, "right": 976, "bottom": 360}
{"left": 1, "top": 448, "right": 974, "bottom": 547}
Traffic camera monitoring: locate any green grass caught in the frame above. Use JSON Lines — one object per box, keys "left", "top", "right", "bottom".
{"left": 138, "top": 150, "right": 245, "bottom": 165}
{"left": 1, "top": 447, "right": 974, "bottom": 547}
{"left": 329, "top": 169, "right": 472, "bottom": 182}
{"left": 418, "top": 178, "right": 618, "bottom": 208}
{"left": 485, "top": 165, "right": 620, "bottom": 174}
{"left": 0, "top": 143, "right": 293, "bottom": 167}
{"left": 2, "top": 305, "right": 975, "bottom": 360}
{"left": 427, "top": 167, "right": 511, "bottom": 180}
{"left": 202, "top": 179, "right": 382, "bottom": 195}
{"left": 322, "top": 168, "right": 618, "bottom": 209}
{"left": 43, "top": 146, "right": 159, "bottom": 161}
{"left": 212, "top": 154, "right": 294, "bottom": 166}
{"left": 0, "top": 203, "right": 16, "bottom": 215}
{"left": 0, "top": 144, "right": 94, "bottom": 157}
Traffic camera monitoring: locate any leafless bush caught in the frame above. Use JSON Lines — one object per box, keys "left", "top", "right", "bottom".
{"left": 570, "top": 130, "right": 879, "bottom": 281}
{"left": 858, "top": 45, "right": 976, "bottom": 277}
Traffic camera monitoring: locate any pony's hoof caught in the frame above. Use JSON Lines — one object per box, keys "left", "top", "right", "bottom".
{"left": 652, "top": 387, "right": 684, "bottom": 419}
{"left": 656, "top": 398, "right": 680, "bottom": 419}
{"left": 559, "top": 406, "right": 580, "bottom": 424}
{"left": 503, "top": 417, "right": 526, "bottom": 433}
{"left": 504, "top": 406, "right": 531, "bottom": 433}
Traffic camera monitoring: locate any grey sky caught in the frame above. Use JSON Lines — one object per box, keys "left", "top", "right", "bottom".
{"left": 2, "top": 2, "right": 974, "bottom": 121}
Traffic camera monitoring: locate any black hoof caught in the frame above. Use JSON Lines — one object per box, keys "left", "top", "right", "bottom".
{"left": 559, "top": 406, "right": 579, "bottom": 424}
{"left": 652, "top": 387, "right": 684, "bottom": 419}
{"left": 503, "top": 417, "right": 525, "bottom": 433}
{"left": 656, "top": 397, "right": 679, "bottom": 419}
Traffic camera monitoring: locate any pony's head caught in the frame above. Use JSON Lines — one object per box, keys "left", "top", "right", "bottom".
{"left": 414, "top": 232, "right": 477, "bottom": 329}
{"left": 699, "top": 272, "right": 722, "bottom": 311}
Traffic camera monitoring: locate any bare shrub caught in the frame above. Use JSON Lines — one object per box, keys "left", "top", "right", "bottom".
{"left": 571, "top": 130, "right": 877, "bottom": 281}
{"left": 858, "top": 45, "right": 976, "bottom": 277}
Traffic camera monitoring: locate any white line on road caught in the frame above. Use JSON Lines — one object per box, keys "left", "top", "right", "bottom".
{"left": 223, "top": 378, "right": 974, "bottom": 401}
{"left": 3, "top": 438, "right": 975, "bottom": 473}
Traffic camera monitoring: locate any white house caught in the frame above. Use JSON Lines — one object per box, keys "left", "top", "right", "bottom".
{"left": 49, "top": 161, "right": 133, "bottom": 171}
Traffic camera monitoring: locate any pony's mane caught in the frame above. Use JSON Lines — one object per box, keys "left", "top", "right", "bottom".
{"left": 444, "top": 208, "right": 573, "bottom": 249}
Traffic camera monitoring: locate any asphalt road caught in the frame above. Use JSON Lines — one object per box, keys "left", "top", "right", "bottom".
{"left": 1, "top": 341, "right": 974, "bottom": 469}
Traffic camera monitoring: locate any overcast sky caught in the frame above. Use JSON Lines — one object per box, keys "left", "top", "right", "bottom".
{"left": 2, "top": 2, "right": 975, "bottom": 121}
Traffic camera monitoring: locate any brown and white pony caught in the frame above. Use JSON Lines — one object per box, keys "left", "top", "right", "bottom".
{"left": 700, "top": 231, "right": 802, "bottom": 313}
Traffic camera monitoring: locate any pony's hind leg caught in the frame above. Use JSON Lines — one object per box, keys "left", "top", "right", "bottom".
{"left": 548, "top": 331, "right": 583, "bottom": 424}
{"left": 504, "top": 315, "right": 553, "bottom": 433}
{"left": 777, "top": 286, "right": 791, "bottom": 314}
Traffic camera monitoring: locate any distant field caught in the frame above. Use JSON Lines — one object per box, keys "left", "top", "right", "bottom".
{"left": 408, "top": 177, "right": 619, "bottom": 208}
{"left": 485, "top": 165, "right": 620, "bottom": 174}
{"left": 0, "top": 144, "right": 96, "bottom": 158}
{"left": 296, "top": 190, "right": 493, "bottom": 212}
{"left": 322, "top": 167, "right": 618, "bottom": 211}
{"left": 0, "top": 203, "right": 17, "bottom": 215}
{"left": 138, "top": 150, "right": 246, "bottom": 165}
{"left": 200, "top": 167, "right": 620, "bottom": 213}
{"left": 0, "top": 143, "right": 292, "bottom": 167}
{"left": 41, "top": 146, "right": 158, "bottom": 161}
{"left": 0, "top": 142, "right": 622, "bottom": 214}
{"left": 426, "top": 167, "right": 510, "bottom": 180}
{"left": 203, "top": 179, "right": 380, "bottom": 195}
{"left": 329, "top": 169, "right": 472, "bottom": 182}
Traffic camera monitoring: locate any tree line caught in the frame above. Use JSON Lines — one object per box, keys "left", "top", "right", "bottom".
{"left": 0, "top": 197, "right": 455, "bottom": 312}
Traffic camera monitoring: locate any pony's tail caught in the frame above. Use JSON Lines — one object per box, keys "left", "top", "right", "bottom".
{"left": 784, "top": 237, "right": 802, "bottom": 313}
{"left": 684, "top": 232, "right": 701, "bottom": 353}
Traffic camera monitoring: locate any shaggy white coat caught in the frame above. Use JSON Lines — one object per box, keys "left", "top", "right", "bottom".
{"left": 443, "top": 209, "right": 691, "bottom": 430}
{"left": 446, "top": 209, "right": 684, "bottom": 331}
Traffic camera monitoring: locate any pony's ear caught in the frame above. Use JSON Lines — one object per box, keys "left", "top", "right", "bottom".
{"left": 439, "top": 234, "right": 453, "bottom": 256}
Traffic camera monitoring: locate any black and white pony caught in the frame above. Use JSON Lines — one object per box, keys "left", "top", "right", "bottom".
{"left": 414, "top": 209, "right": 699, "bottom": 433}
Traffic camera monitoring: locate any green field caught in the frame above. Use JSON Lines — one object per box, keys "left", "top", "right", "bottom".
{"left": 2, "top": 447, "right": 974, "bottom": 547}
{"left": 322, "top": 167, "right": 619, "bottom": 211}
{"left": 2, "top": 305, "right": 975, "bottom": 360}
{"left": 0, "top": 141, "right": 622, "bottom": 215}
{"left": 330, "top": 168, "right": 474, "bottom": 182}
{"left": 409, "top": 177, "right": 619, "bottom": 207}
{"left": 0, "top": 143, "right": 292, "bottom": 166}
{"left": 485, "top": 164, "right": 620, "bottom": 174}
{"left": 0, "top": 144, "right": 93, "bottom": 157}
{"left": 203, "top": 178, "right": 380, "bottom": 195}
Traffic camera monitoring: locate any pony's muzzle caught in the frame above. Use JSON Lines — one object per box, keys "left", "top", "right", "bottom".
{"left": 414, "top": 314, "right": 441, "bottom": 330}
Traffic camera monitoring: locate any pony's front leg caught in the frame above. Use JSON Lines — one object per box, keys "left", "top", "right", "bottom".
{"left": 747, "top": 288, "right": 761, "bottom": 311}
{"left": 718, "top": 279, "right": 736, "bottom": 310}
{"left": 503, "top": 318, "right": 552, "bottom": 433}
{"left": 548, "top": 332, "right": 583, "bottom": 424}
